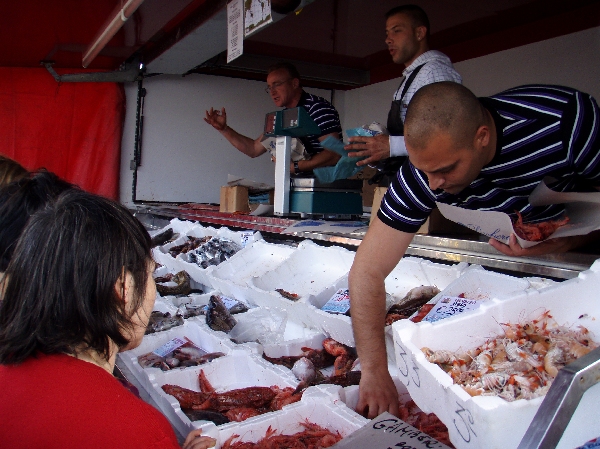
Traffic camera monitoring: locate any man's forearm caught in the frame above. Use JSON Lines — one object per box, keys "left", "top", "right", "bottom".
{"left": 220, "top": 126, "right": 264, "bottom": 158}
{"left": 349, "top": 267, "right": 389, "bottom": 370}
{"left": 297, "top": 149, "right": 340, "bottom": 171}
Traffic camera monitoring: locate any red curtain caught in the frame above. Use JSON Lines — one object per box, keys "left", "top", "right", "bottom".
{"left": 0, "top": 67, "right": 124, "bottom": 199}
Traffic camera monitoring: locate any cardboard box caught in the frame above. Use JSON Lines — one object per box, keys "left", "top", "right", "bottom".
{"left": 220, "top": 186, "right": 250, "bottom": 213}
{"left": 220, "top": 186, "right": 274, "bottom": 213}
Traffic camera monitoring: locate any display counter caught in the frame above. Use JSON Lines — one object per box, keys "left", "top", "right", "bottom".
{"left": 132, "top": 203, "right": 598, "bottom": 280}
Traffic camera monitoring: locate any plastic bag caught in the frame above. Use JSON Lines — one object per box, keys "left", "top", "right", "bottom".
{"left": 228, "top": 307, "right": 288, "bottom": 344}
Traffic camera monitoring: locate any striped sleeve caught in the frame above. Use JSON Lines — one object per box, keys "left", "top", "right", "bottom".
{"left": 377, "top": 160, "right": 436, "bottom": 232}
{"left": 306, "top": 101, "right": 342, "bottom": 136}
{"left": 565, "top": 91, "right": 600, "bottom": 182}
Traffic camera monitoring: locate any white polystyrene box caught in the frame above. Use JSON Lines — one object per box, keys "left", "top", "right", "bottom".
{"left": 117, "top": 319, "right": 238, "bottom": 394}
{"left": 230, "top": 305, "right": 326, "bottom": 358}
{"left": 148, "top": 351, "right": 299, "bottom": 442}
{"left": 304, "top": 257, "right": 468, "bottom": 347}
{"left": 148, "top": 218, "right": 198, "bottom": 240}
{"left": 426, "top": 264, "right": 531, "bottom": 303}
{"left": 216, "top": 391, "right": 367, "bottom": 449}
{"left": 208, "top": 240, "right": 295, "bottom": 303}
{"left": 248, "top": 240, "right": 355, "bottom": 304}
{"left": 392, "top": 260, "right": 600, "bottom": 449}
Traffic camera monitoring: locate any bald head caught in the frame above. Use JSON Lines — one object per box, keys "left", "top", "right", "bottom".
{"left": 405, "top": 82, "right": 485, "bottom": 152}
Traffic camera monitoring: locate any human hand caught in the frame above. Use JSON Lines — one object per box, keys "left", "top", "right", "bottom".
{"left": 488, "top": 233, "right": 578, "bottom": 257}
{"left": 204, "top": 107, "right": 227, "bottom": 131}
{"left": 355, "top": 367, "right": 399, "bottom": 419}
{"left": 182, "top": 429, "right": 216, "bottom": 449}
{"left": 344, "top": 135, "right": 390, "bottom": 166}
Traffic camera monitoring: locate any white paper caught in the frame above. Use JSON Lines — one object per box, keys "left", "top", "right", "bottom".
{"left": 422, "top": 295, "right": 481, "bottom": 323}
{"left": 227, "top": 0, "right": 244, "bottom": 63}
{"left": 283, "top": 219, "right": 369, "bottom": 235}
{"left": 244, "top": 0, "right": 272, "bottom": 37}
{"left": 250, "top": 204, "right": 274, "bottom": 216}
{"left": 436, "top": 180, "right": 600, "bottom": 248}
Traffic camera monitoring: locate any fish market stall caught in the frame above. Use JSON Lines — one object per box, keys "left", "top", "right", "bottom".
{"left": 116, "top": 213, "right": 600, "bottom": 449}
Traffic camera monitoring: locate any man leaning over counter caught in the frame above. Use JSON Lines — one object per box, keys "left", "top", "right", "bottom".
{"left": 204, "top": 62, "right": 341, "bottom": 175}
{"left": 349, "top": 82, "right": 600, "bottom": 418}
{"left": 344, "top": 4, "right": 461, "bottom": 166}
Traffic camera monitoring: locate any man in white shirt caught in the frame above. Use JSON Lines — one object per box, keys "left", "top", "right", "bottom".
{"left": 344, "top": 5, "right": 461, "bottom": 166}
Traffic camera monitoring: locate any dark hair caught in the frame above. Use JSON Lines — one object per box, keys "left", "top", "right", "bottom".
{"left": 405, "top": 81, "right": 484, "bottom": 151}
{"left": 0, "top": 154, "right": 28, "bottom": 188}
{"left": 385, "top": 5, "right": 431, "bottom": 40}
{"left": 267, "top": 62, "right": 301, "bottom": 82}
{"left": 0, "top": 170, "right": 74, "bottom": 271}
{"left": 0, "top": 189, "right": 153, "bottom": 364}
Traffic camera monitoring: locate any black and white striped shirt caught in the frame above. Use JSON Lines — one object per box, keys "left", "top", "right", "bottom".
{"left": 378, "top": 85, "right": 600, "bottom": 233}
{"left": 297, "top": 91, "right": 342, "bottom": 156}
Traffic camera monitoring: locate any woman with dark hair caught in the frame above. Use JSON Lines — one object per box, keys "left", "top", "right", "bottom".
{"left": 0, "top": 190, "right": 215, "bottom": 449}
{"left": 0, "top": 154, "right": 28, "bottom": 188}
{"left": 0, "top": 170, "right": 74, "bottom": 274}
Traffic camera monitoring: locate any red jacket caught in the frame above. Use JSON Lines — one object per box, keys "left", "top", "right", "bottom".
{"left": 0, "top": 353, "right": 180, "bottom": 449}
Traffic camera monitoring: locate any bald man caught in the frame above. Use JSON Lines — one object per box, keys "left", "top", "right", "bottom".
{"left": 349, "top": 82, "right": 600, "bottom": 418}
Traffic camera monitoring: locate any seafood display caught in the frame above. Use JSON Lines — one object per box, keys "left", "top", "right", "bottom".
{"left": 187, "top": 237, "right": 242, "bottom": 269}
{"left": 206, "top": 294, "right": 245, "bottom": 333}
{"left": 221, "top": 420, "right": 342, "bottom": 449}
{"left": 155, "top": 270, "right": 193, "bottom": 296}
{"left": 169, "top": 236, "right": 211, "bottom": 258}
{"left": 512, "top": 211, "right": 570, "bottom": 242}
{"left": 137, "top": 338, "right": 225, "bottom": 371}
{"left": 263, "top": 338, "right": 360, "bottom": 390}
{"left": 275, "top": 288, "right": 300, "bottom": 301}
{"left": 145, "top": 311, "right": 184, "bottom": 334}
{"left": 399, "top": 400, "right": 453, "bottom": 448}
{"left": 422, "top": 311, "right": 598, "bottom": 401}
{"left": 385, "top": 285, "right": 440, "bottom": 325}
{"left": 162, "top": 369, "right": 303, "bottom": 424}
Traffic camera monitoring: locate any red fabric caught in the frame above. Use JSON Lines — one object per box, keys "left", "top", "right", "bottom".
{"left": 0, "top": 67, "right": 123, "bottom": 199}
{"left": 0, "top": 353, "right": 180, "bottom": 449}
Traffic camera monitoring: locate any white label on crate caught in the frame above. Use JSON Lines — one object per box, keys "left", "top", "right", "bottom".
{"left": 330, "top": 412, "right": 450, "bottom": 449}
{"left": 422, "top": 295, "right": 481, "bottom": 323}
{"left": 221, "top": 295, "right": 241, "bottom": 310}
{"left": 321, "top": 288, "right": 351, "bottom": 314}
{"left": 152, "top": 337, "right": 187, "bottom": 357}
{"left": 239, "top": 231, "right": 254, "bottom": 247}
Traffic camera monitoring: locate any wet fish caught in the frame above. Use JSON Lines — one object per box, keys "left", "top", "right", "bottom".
{"left": 145, "top": 311, "right": 184, "bottom": 334}
{"left": 387, "top": 285, "right": 440, "bottom": 317}
{"left": 183, "top": 409, "right": 230, "bottom": 425}
{"left": 156, "top": 270, "right": 192, "bottom": 296}
{"left": 151, "top": 228, "right": 176, "bottom": 247}
{"left": 206, "top": 295, "right": 237, "bottom": 333}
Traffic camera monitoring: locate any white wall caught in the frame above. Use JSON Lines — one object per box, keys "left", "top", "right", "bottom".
{"left": 338, "top": 26, "right": 600, "bottom": 132}
{"left": 120, "top": 27, "right": 600, "bottom": 205}
{"left": 119, "top": 74, "right": 333, "bottom": 206}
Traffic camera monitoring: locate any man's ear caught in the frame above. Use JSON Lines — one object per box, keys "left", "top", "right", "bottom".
{"left": 475, "top": 125, "right": 490, "bottom": 149}
{"left": 292, "top": 78, "right": 300, "bottom": 89}
{"left": 415, "top": 26, "right": 427, "bottom": 42}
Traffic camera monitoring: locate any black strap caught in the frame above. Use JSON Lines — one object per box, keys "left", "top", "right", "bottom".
{"left": 395, "top": 63, "right": 427, "bottom": 103}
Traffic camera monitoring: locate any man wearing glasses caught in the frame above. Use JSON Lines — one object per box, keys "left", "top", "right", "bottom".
{"left": 204, "top": 62, "right": 342, "bottom": 175}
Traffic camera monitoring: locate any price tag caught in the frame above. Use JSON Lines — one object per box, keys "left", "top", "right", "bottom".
{"left": 321, "top": 288, "right": 351, "bottom": 314}
{"left": 422, "top": 295, "right": 481, "bottom": 323}
{"left": 239, "top": 231, "right": 254, "bottom": 248}
{"left": 331, "top": 412, "right": 451, "bottom": 449}
{"left": 152, "top": 337, "right": 187, "bottom": 357}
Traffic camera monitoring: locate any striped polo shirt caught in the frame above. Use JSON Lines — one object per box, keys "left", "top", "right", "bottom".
{"left": 297, "top": 91, "right": 342, "bottom": 156}
{"left": 378, "top": 84, "right": 600, "bottom": 233}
